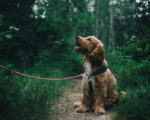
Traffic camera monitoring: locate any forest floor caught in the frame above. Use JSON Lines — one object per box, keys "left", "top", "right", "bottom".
{"left": 48, "top": 79, "right": 119, "bottom": 120}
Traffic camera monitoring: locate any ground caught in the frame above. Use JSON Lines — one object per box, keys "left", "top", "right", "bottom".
{"left": 48, "top": 80, "right": 118, "bottom": 120}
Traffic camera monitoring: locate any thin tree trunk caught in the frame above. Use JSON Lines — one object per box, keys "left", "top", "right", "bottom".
{"left": 95, "top": 0, "right": 100, "bottom": 38}
{"left": 96, "top": 15, "right": 99, "bottom": 37}
{"left": 109, "top": 5, "right": 115, "bottom": 51}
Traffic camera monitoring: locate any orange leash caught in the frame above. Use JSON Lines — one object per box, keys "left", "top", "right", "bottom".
{"left": 0, "top": 65, "right": 83, "bottom": 81}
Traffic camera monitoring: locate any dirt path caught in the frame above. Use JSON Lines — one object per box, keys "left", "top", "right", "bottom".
{"left": 48, "top": 80, "right": 118, "bottom": 120}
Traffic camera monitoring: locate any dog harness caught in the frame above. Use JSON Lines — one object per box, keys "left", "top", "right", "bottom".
{"left": 85, "top": 66, "right": 107, "bottom": 92}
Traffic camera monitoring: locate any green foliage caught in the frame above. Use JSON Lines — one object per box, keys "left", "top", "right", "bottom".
{"left": 108, "top": 0, "right": 150, "bottom": 118}
{"left": 94, "top": 0, "right": 110, "bottom": 45}
{"left": 0, "top": 0, "right": 150, "bottom": 119}
{"left": 0, "top": 0, "right": 92, "bottom": 68}
{"left": 107, "top": 36, "right": 150, "bottom": 120}
{"left": 0, "top": 0, "right": 86, "bottom": 119}
{"left": 116, "top": 88, "right": 150, "bottom": 120}
{"left": 0, "top": 61, "right": 77, "bottom": 120}
{"left": 122, "top": 36, "right": 150, "bottom": 62}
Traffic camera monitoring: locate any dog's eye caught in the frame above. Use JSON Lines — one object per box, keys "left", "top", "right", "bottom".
{"left": 87, "top": 38, "right": 91, "bottom": 41}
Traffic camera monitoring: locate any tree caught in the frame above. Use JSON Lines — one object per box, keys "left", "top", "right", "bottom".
{"left": 93, "top": 0, "right": 110, "bottom": 48}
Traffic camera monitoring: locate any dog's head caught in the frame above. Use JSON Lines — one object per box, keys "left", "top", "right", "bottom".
{"left": 75, "top": 36, "right": 104, "bottom": 62}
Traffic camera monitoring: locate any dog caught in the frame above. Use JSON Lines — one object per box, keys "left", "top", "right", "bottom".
{"left": 75, "top": 36, "right": 119, "bottom": 115}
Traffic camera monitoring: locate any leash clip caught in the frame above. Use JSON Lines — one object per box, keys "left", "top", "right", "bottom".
{"left": 85, "top": 73, "right": 92, "bottom": 82}
{"left": 85, "top": 73, "right": 93, "bottom": 92}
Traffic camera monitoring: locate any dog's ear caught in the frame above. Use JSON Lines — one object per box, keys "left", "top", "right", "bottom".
{"left": 89, "top": 44, "right": 104, "bottom": 63}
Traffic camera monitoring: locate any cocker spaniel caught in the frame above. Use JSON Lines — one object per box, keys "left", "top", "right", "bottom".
{"left": 75, "top": 36, "right": 119, "bottom": 115}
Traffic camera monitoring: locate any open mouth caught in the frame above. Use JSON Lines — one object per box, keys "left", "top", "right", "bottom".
{"left": 75, "top": 43, "right": 88, "bottom": 54}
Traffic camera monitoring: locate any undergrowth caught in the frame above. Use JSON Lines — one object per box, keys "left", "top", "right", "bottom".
{"left": 0, "top": 52, "right": 83, "bottom": 120}
{"left": 106, "top": 46, "right": 150, "bottom": 120}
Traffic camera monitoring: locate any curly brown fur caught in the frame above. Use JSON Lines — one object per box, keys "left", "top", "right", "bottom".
{"left": 75, "top": 36, "right": 119, "bottom": 115}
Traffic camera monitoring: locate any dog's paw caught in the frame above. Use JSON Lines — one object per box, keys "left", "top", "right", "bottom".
{"left": 73, "top": 102, "right": 80, "bottom": 108}
{"left": 94, "top": 107, "right": 106, "bottom": 116}
{"left": 76, "top": 105, "right": 88, "bottom": 113}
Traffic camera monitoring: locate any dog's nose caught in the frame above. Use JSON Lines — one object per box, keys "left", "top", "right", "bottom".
{"left": 76, "top": 36, "right": 80, "bottom": 40}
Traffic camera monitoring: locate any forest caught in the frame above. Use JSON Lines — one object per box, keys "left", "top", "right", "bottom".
{"left": 0, "top": 0, "right": 150, "bottom": 120}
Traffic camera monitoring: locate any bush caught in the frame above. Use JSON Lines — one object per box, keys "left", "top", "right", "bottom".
{"left": 0, "top": 59, "right": 81, "bottom": 120}
{"left": 115, "top": 88, "right": 150, "bottom": 120}
{"left": 106, "top": 45, "right": 150, "bottom": 120}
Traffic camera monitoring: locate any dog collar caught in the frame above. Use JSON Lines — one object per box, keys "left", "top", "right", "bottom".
{"left": 85, "top": 66, "right": 107, "bottom": 92}
{"left": 85, "top": 66, "right": 107, "bottom": 78}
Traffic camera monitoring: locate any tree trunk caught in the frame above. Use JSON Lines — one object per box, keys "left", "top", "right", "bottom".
{"left": 95, "top": 0, "right": 100, "bottom": 38}
{"left": 109, "top": 5, "right": 115, "bottom": 51}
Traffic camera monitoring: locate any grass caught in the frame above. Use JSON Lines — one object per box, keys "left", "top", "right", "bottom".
{"left": 106, "top": 51, "right": 150, "bottom": 120}
{"left": 0, "top": 58, "right": 82, "bottom": 120}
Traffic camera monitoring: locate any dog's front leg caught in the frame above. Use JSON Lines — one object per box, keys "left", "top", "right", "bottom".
{"left": 94, "top": 93, "right": 106, "bottom": 115}
{"left": 94, "top": 77, "right": 107, "bottom": 115}
{"left": 76, "top": 82, "right": 91, "bottom": 113}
